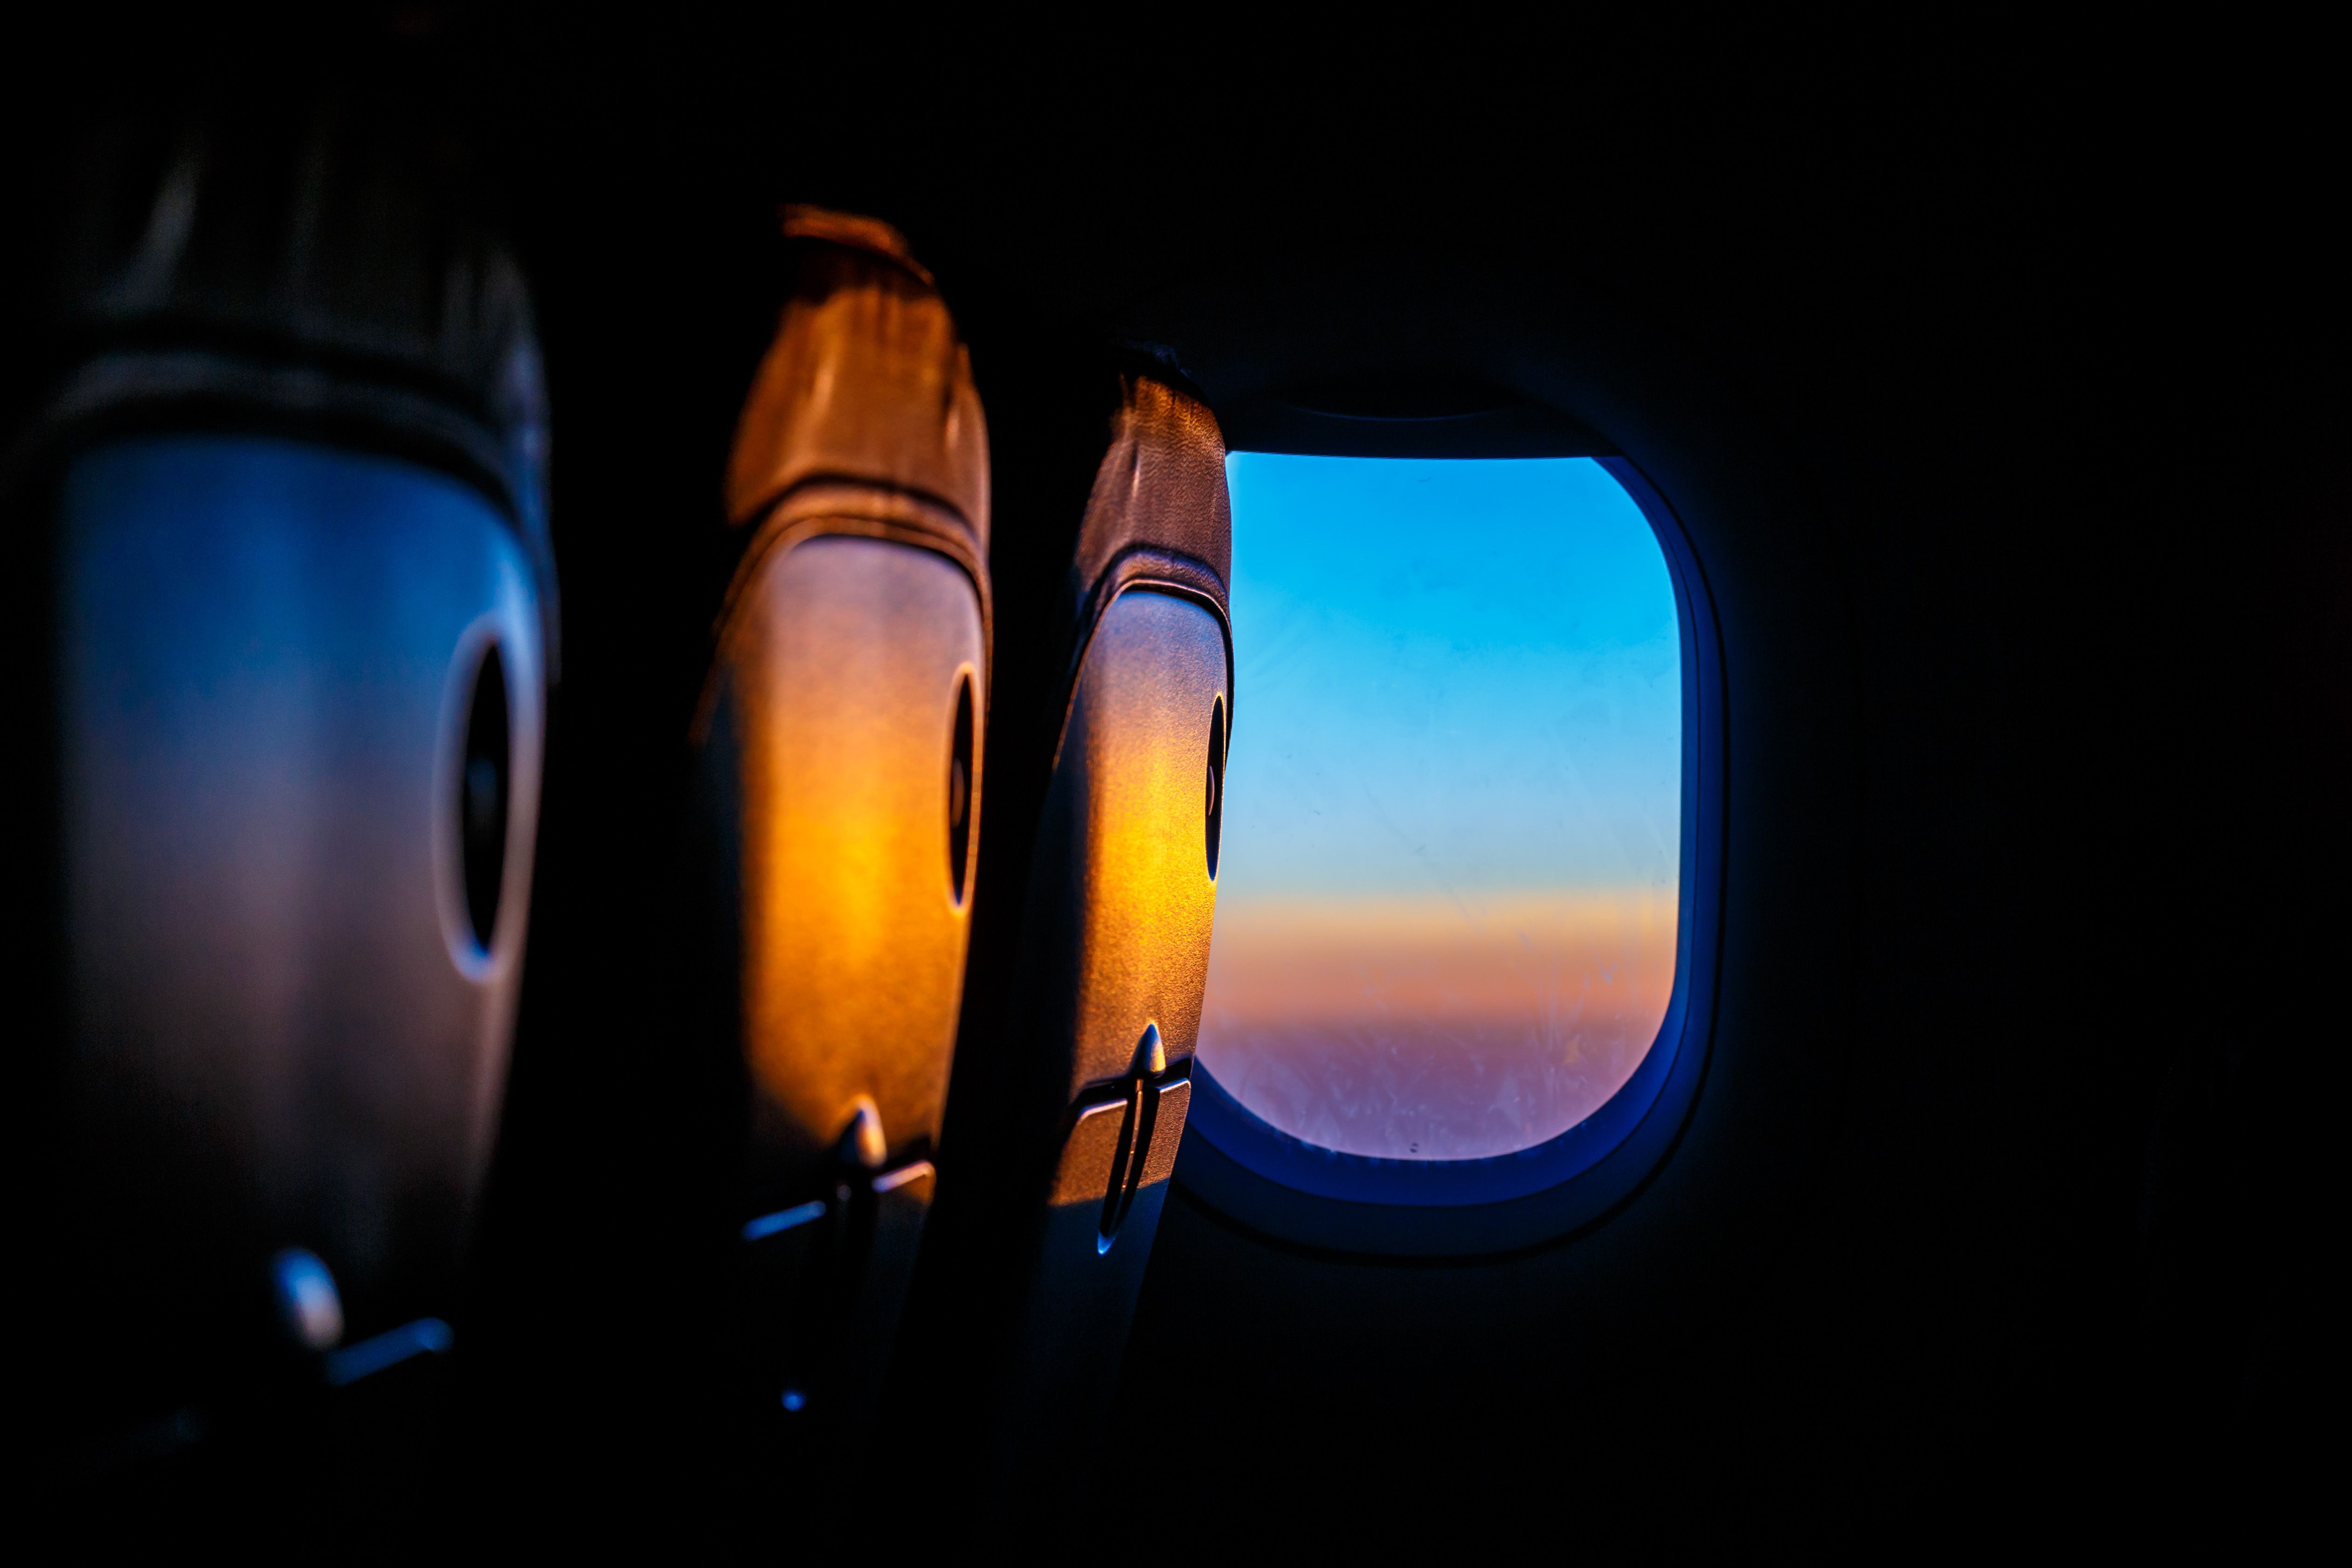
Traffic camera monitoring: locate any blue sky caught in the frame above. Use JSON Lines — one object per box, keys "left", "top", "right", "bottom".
{"left": 1219, "top": 454, "right": 1681, "bottom": 901}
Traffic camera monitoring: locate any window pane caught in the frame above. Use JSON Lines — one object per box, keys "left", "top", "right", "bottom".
{"left": 1197, "top": 455, "right": 1681, "bottom": 1162}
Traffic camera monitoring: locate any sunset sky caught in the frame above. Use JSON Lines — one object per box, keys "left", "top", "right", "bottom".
{"left": 1197, "top": 455, "right": 1683, "bottom": 1161}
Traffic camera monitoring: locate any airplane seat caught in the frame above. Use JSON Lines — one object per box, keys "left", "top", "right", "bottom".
{"left": 10, "top": 92, "right": 553, "bottom": 1480}
{"left": 896, "top": 353, "right": 1231, "bottom": 1513}
{"left": 692, "top": 208, "right": 990, "bottom": 1460}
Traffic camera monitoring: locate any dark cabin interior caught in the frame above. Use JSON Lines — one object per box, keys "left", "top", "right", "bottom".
{"left": 9, "top": 10, "right": 2336, "bottom": 1547}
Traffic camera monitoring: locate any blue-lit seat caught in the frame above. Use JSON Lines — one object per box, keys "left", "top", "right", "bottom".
{"left": 18, "top": 98, "right": 553, "bottom": 1468}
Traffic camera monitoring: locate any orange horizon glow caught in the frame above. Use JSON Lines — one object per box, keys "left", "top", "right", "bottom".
{"left": 1198, "top": 888, "right": 1676, "bottom": 1161}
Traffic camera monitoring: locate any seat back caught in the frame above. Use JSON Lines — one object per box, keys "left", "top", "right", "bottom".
{"left": 696, "top": 209, "right": 989, "bottom": 1449}
{"left": 14, "top": 93, "right": 553, "bottom": 1467}
{"left": 905, "top": 360, "right": 1230, "bottom": 1507}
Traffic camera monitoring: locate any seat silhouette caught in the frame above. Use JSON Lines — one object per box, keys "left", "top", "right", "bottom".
{"left": 692, "top": 208, "right": 990, "bottom": 1450}
{"left": 901, "top": 355, "right": 1231, "bottom": 1509}
{"left": 16, "top": 92, "right": 553, "bottom": 1470}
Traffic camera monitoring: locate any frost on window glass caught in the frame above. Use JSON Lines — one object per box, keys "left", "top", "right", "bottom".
{"left": 1197, "top": 456, "right": 1681, "bottom": 1162}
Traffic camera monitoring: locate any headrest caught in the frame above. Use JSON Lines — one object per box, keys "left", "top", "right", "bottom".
{"left": 30, "top": 93, "right": 555, "bottom": 663}
{"left": 725, "top": 206, "right": 988, "bottom": 560}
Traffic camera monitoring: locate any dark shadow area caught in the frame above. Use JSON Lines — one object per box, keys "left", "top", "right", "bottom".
{"left": 8, "top": 7, "right": 2335, "bottom": 1548}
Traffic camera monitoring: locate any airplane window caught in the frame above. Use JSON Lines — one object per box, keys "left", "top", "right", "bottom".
{"left": 1195, "top": 456, "right": 1682, "bottom": 1164}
